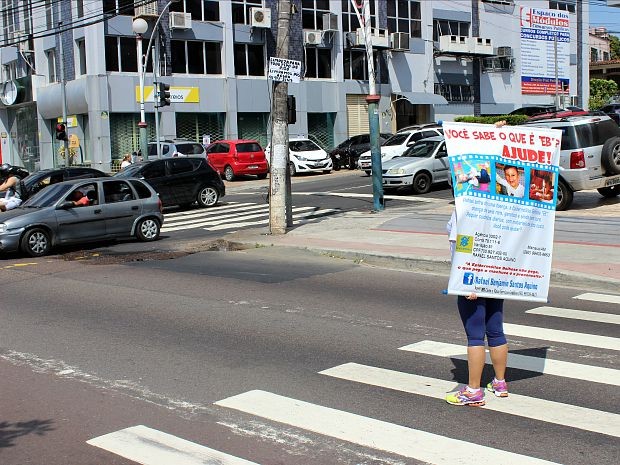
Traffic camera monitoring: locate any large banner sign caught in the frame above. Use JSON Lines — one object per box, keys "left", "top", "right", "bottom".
{"left": 520, "top": 7, "right": 570, "bottom": 95}
{"left": 444, "top": 122, "right": 562, "bottom": 302}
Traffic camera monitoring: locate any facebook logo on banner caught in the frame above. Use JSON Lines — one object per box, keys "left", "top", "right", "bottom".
{"left": 463, "top": 273, "right": 474, "bottom": 285}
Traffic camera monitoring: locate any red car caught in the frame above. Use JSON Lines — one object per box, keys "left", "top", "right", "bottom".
{"left": 205, "top": 139, "right": 269, "bottom": 181}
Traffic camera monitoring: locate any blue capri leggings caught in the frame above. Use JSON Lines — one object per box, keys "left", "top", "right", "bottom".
{"left": 457, "top": 296, "right": 507, "bottom": 347}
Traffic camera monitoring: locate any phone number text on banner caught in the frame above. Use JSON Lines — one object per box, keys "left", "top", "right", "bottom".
{"left": 443, "top": 122, "right": 562, "bottom": 302}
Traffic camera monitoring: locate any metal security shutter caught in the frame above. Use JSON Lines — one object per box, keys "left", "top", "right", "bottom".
{"left": 237, "top": 113, "right": 270, "bottom": 148}
{"left": 176, "top": 113, "right": 225, "bottom": 143}
{"left": 109, "top": 113, "right": 155, "bottom": 160}
{"left": 346, "top": 94, "right": 369, "bottom": 137}
{"left": 308, "top": 113, "right": 335, "bottom": 151}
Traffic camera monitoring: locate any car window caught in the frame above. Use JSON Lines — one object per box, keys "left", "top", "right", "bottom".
{"left": 129, "top": 180, "right": 153, "bottom": 199}
{"left": 162, "top": 145, "right": 170, "bottom": 155}
{"left": 103, "top": 180, "right": 135, "bottom": 203}
{"left": 574, "top": 120, "right": 620, "bottom": 147}
{"left": 22, "top": 183, "right": 73, "bottom": 208}
{"left": 141, "top": 161, "right": 166, "bottom": 179}
{"left": 64, "top": 182, "right": 97, "bottom": 206}
{"left": 176, "top": 143, "right": 204, "bottom": 155}
{"left": 168, "top": 158, "right": 193, "bottom": 175}
{"left": 148, "top": 144, "right": 158, "bottom": 156}
{"left": 550, "top": 126, "right": 578, "bottom": 150}
{"left": 401, "top": 140, "right": 441, "bottom": 158}
{"left": 290, "top": 140, "right": 320, "bottom": 151}
{"left": 408, "top": 132, "right": 429, "bottom": 144}
{"left": 236, "top": 142, "right": 262, "bottom": 152}
{"left": 384, "top": 133, "right": 409, "bottom": 146}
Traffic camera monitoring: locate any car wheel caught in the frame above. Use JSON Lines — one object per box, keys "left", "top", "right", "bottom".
{"left": 289, "top": 163, "right": 296, "bottom": 177}
{"left": 601, "top": 136, "right": 620, "bottom": 175}
{"left": 136, "top": 218, "right": 160, "bottom": 242}
{"left": 21, "top": 228, "right": 51, "bottom": 257}
{"left": 224, "top": 165, "right": 235, "bottom": 182}
{"left": 197, "top": 185, "right": 219, "bottom": 207}
{"left": 347, "top": 155, "right": 357, "bottom": 170}
{"left": 597, "top": 185, "right": 620, "bottom": 198}
{"left": 364, "top": 170, "right": 371, "bottom": 176}
{"left": 333, "top": 158, "right": 341, "bottom": 171}
{"left": 555, "top": 178, "right": 573, "bottom": 211}
{"left": 323, "top": 169, "right": 331, "bottom": 174}
{"left": 412, "top": 172, "right": 431, "bottom": 195}
{"left": 257, "top": 173, "right": 268, "bottom": 180}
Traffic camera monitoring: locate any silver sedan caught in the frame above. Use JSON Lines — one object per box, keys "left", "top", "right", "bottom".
{"left": 0, "top": 178, "right": 164, "bottom": 257}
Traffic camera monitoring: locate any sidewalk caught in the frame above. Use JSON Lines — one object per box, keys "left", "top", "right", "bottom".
{"left": 227, "top": 195, "right": 620, "bottom": 293}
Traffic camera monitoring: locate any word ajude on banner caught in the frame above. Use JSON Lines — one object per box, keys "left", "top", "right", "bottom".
{"left": 444, "top": 122, "right": 562, "bottom": 302}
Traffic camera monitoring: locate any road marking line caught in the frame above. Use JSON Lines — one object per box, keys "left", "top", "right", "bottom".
{"left": 87, "top": 425, "right": 260, "bottom": 465}
{"left": 293, "top": 191, "right": 440, "bottom": 203}
{"left": 573, "top": 293, "right": 620, "bottom": 305}
{"left": 164, "top": 202, "right": 254, "bottom": 218}
{"left": 399, "top": 340, "right": 620, "bottom": 386}
{"left": 503, "top": 323, "right": 620, "bottom": 351}
{"left": 215, "top": 390, "right": 559, "bottom": 464}
{"left": 319, "top": 363, "right": 620, "bottom": 438}
{"left": 205, "top": 209, "right": 339, "bottom": 231}
{"left": 164, "top": 205, "right": 269, "bottom": 227}
{"left": 526, "top": 306, "right": 620, "bottom": 325}
{"left": 162, "top": 206, "right": 316, "bottom": 232}
{"left": 164, "top": 204, "right": 266, "bottom": 224}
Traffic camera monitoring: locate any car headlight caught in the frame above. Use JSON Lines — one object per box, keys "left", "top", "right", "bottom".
{"left": 0, "top": 224, "right": 7, "bottom": 233}
{"left": 296, "top": 156, "right": 308, "bottom": 161}
{"left": 387, "top": 168, "right": 406, "bottom": 174}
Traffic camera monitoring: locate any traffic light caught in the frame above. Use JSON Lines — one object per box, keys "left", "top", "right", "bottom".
{"left": 287, "top": 95, "right": 296, "bottom": 124}
{"left": 158, "top": 82, "right": 171, "bottom": 107}
{"left": 55, "top": 123, "right": 67, "bottom": 141}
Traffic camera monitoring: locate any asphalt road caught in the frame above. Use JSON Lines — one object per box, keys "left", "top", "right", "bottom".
{"left": 0, "top": 243, "right": 618, "bottom": 464}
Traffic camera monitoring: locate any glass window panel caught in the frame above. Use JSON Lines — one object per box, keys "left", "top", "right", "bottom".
{"left": 105, "top": 36, "right": 118, "bottom": 72}
{"left": 302, "top": 0, "right": 314, "bottom": 8}
{"left": 232, "top": 4, "right": 245, "bottom": 23}
{"left": 247, "top": 44, "right": 264, "bottom": 76}
{"left": 306, "top": 48, "right": 317, "bottom": 78}
{"left": 411, "top": 1, "right": 421, "bottom": 19}
{"left": 351, "top": 51, "right": 365, "bottom": 80}
{"left": 118, "top": 0, "right": 133, "bottom": 15}
{"left": 387, "top": 1, "right": 396, "bottom": 16}
{"left": 120, "top": 37, "right": 137, "bottom": 72}
{"left": 398, "top": 19, "right": 408, "bottom": 33}
{"left": 171, "top": 40, "right": 187, "bottom": 73}
{"left": 388, "top": 18, "right": 396, "bottom": 33}
{"left": 187, "top": 41, "right": 204, "bottom": 74}
{"left": 411, "top": 21, "right": 421, "bottom": 38}
{"left": 316, "top": 0, "right": 329, "bottom": 10}
{"left": 187, "top": 0, "right": 202, "bottom": 20}
{"left": 234, "top": 44, "right": 247, "bottom": 75}
{"left": 205, "top": 42, "right": 222, "bottom": 74}
{"left": 317, "top": 49, "right": 331, "bottom": 78}
{"left": 344, "top": 52, "right": 351, "bottom": 79}
{"left": 204, "top": 0, "right": 219, "bottom": 21}
{"left": 302, "top": 11, "right": 315, "bottom": 29}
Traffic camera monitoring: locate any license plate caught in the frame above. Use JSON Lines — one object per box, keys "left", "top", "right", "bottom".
{"left": 248, "top": 165, "right": 258, "bottom": 169}
{"left": 604, "top": 176, "right": 620, "bottom": 187}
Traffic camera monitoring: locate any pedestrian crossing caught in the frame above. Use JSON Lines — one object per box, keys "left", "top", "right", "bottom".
{"left": 87, "top": 291, "right": 620, "bottom": 464}
{"left": 162, "top": 202, "right": 340, "bottom": 233}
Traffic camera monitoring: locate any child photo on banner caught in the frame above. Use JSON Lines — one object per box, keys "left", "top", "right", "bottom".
{"left": 443, "top": 122, "right": 562, "bottom": 302}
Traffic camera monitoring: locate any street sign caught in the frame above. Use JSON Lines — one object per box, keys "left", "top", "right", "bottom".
{"left": 268, "top": 57, "right": 302, "bottom": 83}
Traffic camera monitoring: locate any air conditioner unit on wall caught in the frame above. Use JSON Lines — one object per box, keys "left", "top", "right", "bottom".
{"left": 496, "top": 46, "right": 512, "bottom": 57}
{"left": 134, "top": 1, "right": 158, "bottom": 18}
{"left": 470, "top": 37, "right": 493, "bottom": 55}
{"left": 390, "top": 32, "right": 409, "bottom": 52}
{"left": 304, "top": 30, "right": 323, "bottom": 46}
{"left": 322, "top": 13, "right": 338, "bottom": 31}
{"left": 439, "top": 35, "right": 469, "bottom": 53}
{"left": 169, "top": 12, "right": 191, "bottom": 30}
{"left": 355, "top": 28, "right": 389, "bottom": 48}
{"left": 250, "top": 7, "right": 271, "bottom": 28}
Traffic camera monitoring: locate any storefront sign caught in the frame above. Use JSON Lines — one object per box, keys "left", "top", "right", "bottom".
{"left": 520, "top": 7, "right": 570, "bottom": 95}
{"left": 136, "top": 86, "right": 200, "bottom": 103}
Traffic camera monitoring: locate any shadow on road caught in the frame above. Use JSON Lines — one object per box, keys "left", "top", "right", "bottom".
{"left": 0, "top": 419, "right": 55, "bottom": 448}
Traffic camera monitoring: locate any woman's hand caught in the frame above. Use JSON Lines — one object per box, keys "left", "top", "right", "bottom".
{"left": 466, "top": 292, "right": 478, "bottom": 300}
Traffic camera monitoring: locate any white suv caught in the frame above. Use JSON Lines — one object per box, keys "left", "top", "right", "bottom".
{"left": 522, "top": 114, "right": 620, "bottom": 210}
{"left": 147, "top": 139, "right": 206, "bottom": 158}
{"left": 357, "top": 125, "right": 443, "bottom": 175}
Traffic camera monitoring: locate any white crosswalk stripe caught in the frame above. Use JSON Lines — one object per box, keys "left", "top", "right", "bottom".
{"left": 526, "top": 306, "right": 620, "bottom": 325}
{"left": 87, "top": 425, "right": 260, "bottom": 465}
{"left": 162, "top": 202, "right": 340, "bottom": 233}
{"left": 573, "top": 292, "right": 620, "bottom": 305}
{"left": 215, "top": 390, "right": 559, "bottom": 465}
{"left": 503, "top": 322, "right": 620, "bottom": 350}
{"left": 399, "top": 340, "right": 620, "bottom": 386}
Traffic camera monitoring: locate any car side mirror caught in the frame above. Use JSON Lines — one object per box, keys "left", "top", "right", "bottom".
{"left": 437, "top": 151, "right": 448, "bottom": 158}
{"left": 58, "top": 201, "right": 74, "bottom": 209}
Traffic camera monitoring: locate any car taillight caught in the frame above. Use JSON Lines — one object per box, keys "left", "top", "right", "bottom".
{"left": 233, "top": 149, "right": 239, "bottom": 161}
{"left": 158, "top": 197, "right": 163, "bottom": 213}
{"left": 570, "top": 150, "right": 585, "bottom": 169}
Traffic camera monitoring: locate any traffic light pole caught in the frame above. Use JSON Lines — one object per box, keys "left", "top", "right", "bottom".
{"left": 58, "top": 21, "right": 69, "bottom": 167}
{"left": 153, "top": 35, "right": 161, "bottom": 160}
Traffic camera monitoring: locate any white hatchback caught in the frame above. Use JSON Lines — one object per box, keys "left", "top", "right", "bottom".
{"left": 266, "top": 138, "right": 333, "bottom": 176}
{"left": 357, "top": 126, "right": 443, "bottom": 175}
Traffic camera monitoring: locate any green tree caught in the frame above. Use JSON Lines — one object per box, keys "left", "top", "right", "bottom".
{"left": 589, "top": 78, "right": 618, "bottom": 109}
{"left": 610, "top": 35, "right": 620, "bottom": 60}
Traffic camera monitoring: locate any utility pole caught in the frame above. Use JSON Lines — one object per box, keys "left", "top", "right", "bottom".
{"left": 58, "top": 21, "right": 69, "bottom": 167}
{"left": 554, "top": 35, "right": 560, "bottom": 109}
{"left": 351, "top": 0, "right": 383, "bottom": 211}
{"left": 270, "top": 0, "right": 291, "bottom": 235}
{"left": 471, "top": 0, "right": 481, "bottom": 117}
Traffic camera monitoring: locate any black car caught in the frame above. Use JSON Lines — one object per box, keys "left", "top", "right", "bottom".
{"left": 114, "top": 157, "right": 225, "bottom": 208}
{"left": 600, "top": 103, "right": 620, "bottom": 125}
{"left": 508, "top": 105, "right": 560, "bottom": 117}
{"left": 329, "top": 133, "right": 392, "bottom": 170}
{"left": 21, "top": 167, "right": 109, "bottom": 200}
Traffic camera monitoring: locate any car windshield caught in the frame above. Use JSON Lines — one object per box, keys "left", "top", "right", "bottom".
{"left": 383, "top": 133, "right": 409, "bottom": 146}
{"left": 290, "top": 140, "right": 320, "bottom": 151}
{"left": 114, "top": 164, "right": 144, "bottom": 178}
{"left": 21, "top": 183, "right": 73, "bottom": 208}
{"left": 401, "top": 140, "right": 441, "bottom": 158}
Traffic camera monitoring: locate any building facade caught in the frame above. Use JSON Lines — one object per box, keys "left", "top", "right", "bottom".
{"left": 0, "top": 0, "right": 590, "bottom": 173}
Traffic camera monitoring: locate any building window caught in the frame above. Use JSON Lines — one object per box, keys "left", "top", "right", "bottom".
{"left": 77, "top": 39, "right": 87, "bottom": 75}
{"left": 22, "top": 0, "right": 32, "bottom": 34}
{"left": 387, "top": 1, "right": 421, "bottom": 38}
{"left": 170, "top": 0, "right": 220, "bottom": 22}
{"left": 2, "top": 63, "right": 17, "bottom": 82}
{"left": 433, "top": 19, "right": 470, "bottom": 42}
{"left": 343, "top": 49, "right": 381, "bottom": 81}
{"left": 434, "top": 83, "right": 474, "bottom": 102}
{"left": 171, "top": 40, "right": 222, "bottom": 74}
{"left": 548, "top": 1, "right": 575, "bottom": 13}
{"left": 590, "top": 47, "right": 598, "bottom": 63}
{"left": 104, "top": 36, "right": 137, "bottom": 72}
{"left": 232, "top": 0, "right": 262, "bottom": 25}
{"left": 76, "top": 0, "right": 84, "bottom": 18}
{"left": 234, "top": 43, "right": 265, "bottom": 76}
{"left": 45, "top": 0, "right": 53, "bottom": 29}
{"left": 341, "top": 0, "right": 376, "bottom": 33}
{"left": 46, "top": 49, "right": 57, "bottom": 83}
{"left": 102, "top": 0, "right": 134, "bottom": 16}
{"left": 302, "top": 0, "right": 330, "bottom": 30}
{"left": 305, "top": 48, "right": 331, "bottom": 79}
